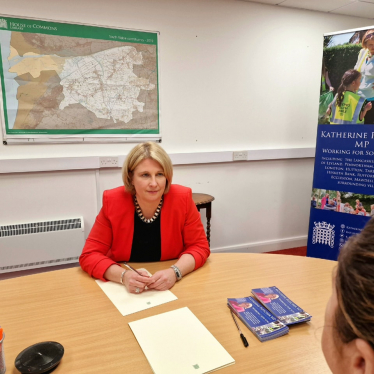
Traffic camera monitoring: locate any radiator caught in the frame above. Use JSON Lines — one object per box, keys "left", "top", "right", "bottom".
{"left": 0, "top": 217, "right": 85, "bottom": 273}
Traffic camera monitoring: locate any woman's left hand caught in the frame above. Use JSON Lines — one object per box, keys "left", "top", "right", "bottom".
{"left": 147, "top": 268, "right": 177, "bottom": 291}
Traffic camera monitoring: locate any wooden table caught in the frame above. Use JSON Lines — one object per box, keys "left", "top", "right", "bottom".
{"left": 0, "top": 253, "right": 335, "bottom": 374}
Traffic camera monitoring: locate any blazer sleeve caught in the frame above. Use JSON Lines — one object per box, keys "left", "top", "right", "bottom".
{"left": 79, "top": 191, "right": 119, "bottom": 281}
{"left": 180, "top": 191, "right": 210, "bottom": 269}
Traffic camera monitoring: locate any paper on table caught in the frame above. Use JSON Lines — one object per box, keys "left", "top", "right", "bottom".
{"left": 95, "top": 268, "right": 177, "bottom": 316}
{"left": 129, "top": 307, "right": 235, "bottom": 374}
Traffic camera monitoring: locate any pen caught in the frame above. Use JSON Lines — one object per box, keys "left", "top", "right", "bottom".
{"left": 123, "top": 262, "right": 144, "bottom": 276}
{"left": 230, "top": 310, "right": 249, "bottom": 348}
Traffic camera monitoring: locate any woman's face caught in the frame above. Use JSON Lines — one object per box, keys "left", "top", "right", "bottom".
{"left": 267, "top": 294, "right": 278, "bottom": 300}
{"left": 367, "top": 38, "right": 374, "bottom": 55}
{"left": 322, "top": 276, "right": 349, "bottom": 373}
{"left": 132, "top": 158, "right": 166, "bottom": 205}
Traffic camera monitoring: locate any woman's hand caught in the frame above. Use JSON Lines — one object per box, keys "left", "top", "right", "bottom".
{"left": 329, "top": 87, "right": 334, "bottom": 92}
{"left": 147, "top": 269, "right": 177, "bottom": 291}
{"left": 365, "top": 102, "right": 372, "bottom": 113}
{"left": 359, "top": 102, "right": 372, "bottom": 121}
{"left": 124, "top": 269, "right": 151, "bottom": 294}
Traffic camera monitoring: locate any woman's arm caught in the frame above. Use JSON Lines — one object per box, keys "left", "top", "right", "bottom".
{"left": 354, "top": 48, "right": 365, "bottom": 71}
{"left": 80, "top": 190, "right": 123, "bottom": 281}
{"left": 147, "top": 190, "right": 210, "bottom": 291}
{"left": 178, "top": 192, "right": 210, "bottom": 269}
{"left": 325, "top": 71, "right": 334, "bottom": 91}
{"left": 326, "top": 104, "right": 332, "bottom": 116}
{"left": 79, "top": 205, "right": 116, "bottom": 281}
{"left": 173, "top": 253, "right": 196, "bottom": 276}
{"left": 147, "top": 254, "right": 195, "bottom": 291}
{"left": 104, "top": 264, "right": 151, "bottom": 293}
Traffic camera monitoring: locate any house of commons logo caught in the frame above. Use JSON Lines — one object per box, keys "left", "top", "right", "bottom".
{"left": 312, "top": 221, "right": 335, "bottom": 248}
{"left": 0, "top": 19, "right": 8, "bottom": 29}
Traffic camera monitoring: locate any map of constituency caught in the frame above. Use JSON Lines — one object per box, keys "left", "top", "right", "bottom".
{"left": 1, "top": 31, "right": 158, "bottom": 130}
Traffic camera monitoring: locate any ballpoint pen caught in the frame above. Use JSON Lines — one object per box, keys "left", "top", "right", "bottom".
{"left": 230, "top": 310, "right": 249, "bottom": 348}
{"left": 123, "top": 262, "right": 143, "bottom": 276}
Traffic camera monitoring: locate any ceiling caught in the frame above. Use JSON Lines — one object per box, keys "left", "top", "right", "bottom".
{"left": 239, "top": 0, "right": 374, "bottom": 19}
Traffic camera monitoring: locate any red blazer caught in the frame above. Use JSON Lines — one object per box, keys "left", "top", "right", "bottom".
{"left": 79, "top": 184, "right": 210, "bottom": 280}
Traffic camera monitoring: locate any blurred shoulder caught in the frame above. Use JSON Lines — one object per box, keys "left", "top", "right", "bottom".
{"left": 167, "top": 184, "right": 192, "bottom": 197}
{"left": 103, "top": 186, "right": 132, "bottom": 203}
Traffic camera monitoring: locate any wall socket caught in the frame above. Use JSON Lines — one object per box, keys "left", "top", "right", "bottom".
{"left": 99, "top": 157, "right": 119, "bottom": 168}
{"left": 233, "top": 151, "right": 248, "bottom": 161}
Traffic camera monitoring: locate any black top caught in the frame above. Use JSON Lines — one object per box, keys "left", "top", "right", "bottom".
{"left": 129, "top": 211, "right": 161, "bottom": 262}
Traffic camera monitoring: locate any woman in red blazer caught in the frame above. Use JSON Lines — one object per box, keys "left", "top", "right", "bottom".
{"left": 79, "top": 142, "right": 210, "bottom": 294}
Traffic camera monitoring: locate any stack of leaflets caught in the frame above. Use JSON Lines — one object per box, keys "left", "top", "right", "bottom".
{"left": 251, "top": 286, "right": 312, "bottom": 325}
{"left": 227, "top": 296, "right": 289, "bottom": 342}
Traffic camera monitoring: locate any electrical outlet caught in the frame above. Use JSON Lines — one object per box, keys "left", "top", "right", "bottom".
{"left": 233, "top": 151, "right": 248, "bottom": 161}
{"left": 99, "top": 157, "right": 119, "bottom": 168}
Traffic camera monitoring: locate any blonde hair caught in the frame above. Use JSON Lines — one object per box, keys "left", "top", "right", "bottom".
{"left": 122, "top": 142, "right": 173, "bottom": 195}
{"left": 362, "top": 29, "right": 374, "bottom": 48}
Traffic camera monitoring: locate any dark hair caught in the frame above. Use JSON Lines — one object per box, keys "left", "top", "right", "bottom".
{"left": 336, "top": 69, "right": 361, "bottom": 107}
{"left": 334, "top": 218, "right": 374, "bottom": 349}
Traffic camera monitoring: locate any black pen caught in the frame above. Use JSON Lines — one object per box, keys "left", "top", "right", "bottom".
{"left": 230, "top": 310, "right": 249, "bottom": 347}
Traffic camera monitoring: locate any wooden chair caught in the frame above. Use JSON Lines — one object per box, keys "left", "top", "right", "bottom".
{"left": 192, "top": 193, "right": 215, "bottom": 246}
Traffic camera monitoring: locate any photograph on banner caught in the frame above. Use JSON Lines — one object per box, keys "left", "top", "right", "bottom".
{"left": 311, "top": 188, "right": 374, "bottom": 216}
{"left": 319, "top": 28, "right": 374, "bottom": 125}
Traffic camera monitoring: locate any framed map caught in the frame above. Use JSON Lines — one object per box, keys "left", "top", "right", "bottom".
{"left": 0, "top": 15, "right": 160, "bottom": 144}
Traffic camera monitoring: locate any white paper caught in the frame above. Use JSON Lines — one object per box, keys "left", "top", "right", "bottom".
{"left": 95, "top": 269, "right": 178, "bottom": 316}
{"left": 129, "top": 307, "right": 235, "bottom": 374}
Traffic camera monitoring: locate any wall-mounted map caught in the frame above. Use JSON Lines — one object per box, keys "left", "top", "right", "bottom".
{"left": 0, "top": 16, "right": 159, "bottom": 143}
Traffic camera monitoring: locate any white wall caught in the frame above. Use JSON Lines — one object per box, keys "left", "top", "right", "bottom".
{"left": 0, "top": 0, "right": 373, "bottom": 157}
{"left": 0, "top": 0, "right": 373, "bottom": 260}
{"left": 98, "top": 158, "right": 315, "bottom": 250}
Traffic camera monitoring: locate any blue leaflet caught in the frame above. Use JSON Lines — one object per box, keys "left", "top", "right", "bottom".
{"left": 251, "top": 286, "right": 312, "bottom": 326}
{"left": 227, "top": 296, "right": 289, "bottom": 342}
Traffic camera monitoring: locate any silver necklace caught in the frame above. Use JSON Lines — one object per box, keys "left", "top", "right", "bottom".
{"left": 134, "top": 195, "right": 163, "bottom": 223}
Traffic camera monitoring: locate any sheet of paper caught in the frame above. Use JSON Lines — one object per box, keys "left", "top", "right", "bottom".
{"left": 129, "top": 307, "right": 235, "bottom": 374}
{"left": 95, "top": 269, "right": 177, "bottom": 316}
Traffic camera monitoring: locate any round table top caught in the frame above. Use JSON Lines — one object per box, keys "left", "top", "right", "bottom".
{"left": 192, "top": 193, "right": 215, "bottom": 205}
{"left": 0, "top": 253, "right": 335, "bottom": 374}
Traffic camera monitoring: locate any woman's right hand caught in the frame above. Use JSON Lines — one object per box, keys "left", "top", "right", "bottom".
{"left": 124, "top": 269, "right": 151, "bottom": 294}
{"left": 364, "top": 102, "right": 373, "bottom": 113}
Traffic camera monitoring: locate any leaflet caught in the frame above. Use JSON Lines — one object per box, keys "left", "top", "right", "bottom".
{"left": 227, "top": 296, "right": 289, "bottom": 342}
{"left": 251, "top": 286, "right": 312, "bottom": 325}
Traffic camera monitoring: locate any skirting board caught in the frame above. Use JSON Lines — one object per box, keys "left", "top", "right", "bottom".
{"left": 211, "top": 235, "right": 308, "bottom": 254}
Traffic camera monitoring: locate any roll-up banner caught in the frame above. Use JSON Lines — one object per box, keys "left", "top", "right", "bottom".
{"left": 307, "top": 28, "right": 374, "bottom": 260}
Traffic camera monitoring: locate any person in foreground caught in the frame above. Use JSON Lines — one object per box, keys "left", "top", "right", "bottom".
{"left": 79, "top": 142, "right": 210, "bottom": 293}
{"left": 322, "top": 218, "right": 374, "bottom": 373}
